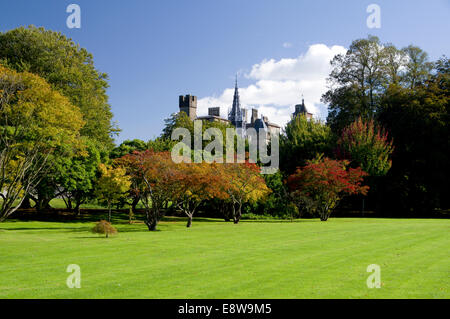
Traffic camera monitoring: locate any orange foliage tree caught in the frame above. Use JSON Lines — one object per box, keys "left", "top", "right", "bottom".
{"left": 118, "top": 151, "right": 178, "bottom": 231}
{"left": 215, "top": 162, "right": 271, "bottom": 224}
{"left": 172, "top": 162, "right": 227, "bottom": 227}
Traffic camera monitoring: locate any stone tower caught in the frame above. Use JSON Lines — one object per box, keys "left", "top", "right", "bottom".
{"left": 293, "top": 95, "right": 313, "bottom": 120}
{"left": 179, "top": 95, "right": 197, "bottom": 120}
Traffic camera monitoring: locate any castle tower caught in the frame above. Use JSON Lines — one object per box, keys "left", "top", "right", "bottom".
{"left": 293, "top": 94, "right": 313, "bottom": 120}
{"left": 251, "top": 108, "right": 258, "bottom": 124}
{"left": 179, "top": 95, "right": 197, "bottom": 120}
{"left": 228, "top": 77, "right": 246, "bottom": 135}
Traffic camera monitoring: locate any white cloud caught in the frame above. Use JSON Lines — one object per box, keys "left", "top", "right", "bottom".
{"left": 197, "top": 44, "right": 347, "bottom": 129}
{"left": 282, "top": 42, "right": 292, "bottom": 48}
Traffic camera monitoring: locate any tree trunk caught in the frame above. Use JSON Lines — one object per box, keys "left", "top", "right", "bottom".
{"left": 319, "top": 206, "right": 330, "bottom": 221}
{"left": 128, "top": 207, "right": 134, "bottom": 224}
{"left": 19, "top": 195, "right": 32, "bottom": 209}
{"left": 144, "top": 210, "right": 158, "bottom": 231}
{"left": 108, "top": 201, "right": 112, "bottom": 223}
{"left": 186, "top": 215, "right": 192, "bottom": 228}
{"left": 131, "top": 196, "right": 139, "bottom": 215}
{"left": 233, "top": 203, "right": 242, "bottom": 224}
{"left": 145, "top": 219, "right": 157, "bottom": 231}
{"left": 75, "top": 202, "right": 81, "bottom": 216}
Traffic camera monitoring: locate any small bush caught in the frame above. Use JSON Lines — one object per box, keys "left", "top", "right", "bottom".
{"left": 92, "top": 220, "right": 117, "bottom": 238}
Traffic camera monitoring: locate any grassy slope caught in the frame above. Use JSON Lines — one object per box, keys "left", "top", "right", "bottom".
{"left": 0, "top": 218, "right": 448, "bottom": 299}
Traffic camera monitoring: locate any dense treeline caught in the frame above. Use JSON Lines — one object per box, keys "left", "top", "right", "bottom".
{"left": 0, "top": 27, "right": 448, "bottom": 225}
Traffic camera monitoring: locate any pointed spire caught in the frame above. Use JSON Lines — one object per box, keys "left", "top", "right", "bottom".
{"left": 228, "top": 75, "right": 245, "bottom": 133}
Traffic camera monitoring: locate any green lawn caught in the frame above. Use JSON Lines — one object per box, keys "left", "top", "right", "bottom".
{"left": 0, "top": 217, "right": 448, "bottom": 298}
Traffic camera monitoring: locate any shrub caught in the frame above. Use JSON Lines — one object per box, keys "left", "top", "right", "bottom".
{"left": 92, "top": 220, "right": 117, "bottom": 238}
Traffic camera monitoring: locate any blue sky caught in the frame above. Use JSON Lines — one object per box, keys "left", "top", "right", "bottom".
{"left": 1, "top": 0, "right": 449, "bottom": 144}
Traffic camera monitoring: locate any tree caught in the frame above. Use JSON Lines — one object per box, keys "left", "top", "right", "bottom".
{"left": 336, "top": 117, "right": 394, "bottom": 213}
{"left": 323, "top": 36, "right": 434, "bottom": 134}
{"left": 323, "top": 35, "right": 388, "bottom": 132}
{"left": 172, "top": 162, "right": 225, "bottom": 227}
{"left": 92, "top": 220, "right": 117, "bottom": 238}
{"left": 0, "top": 26, "right": 117, "bottom": 148}
{"left": 162, "top": 111, "right": 235, "bottom": 161}
{"left": 251, "top": 171, "right": 300, "bottom": 220}
{"left": 58, "top": 138, "right": 102, "bottom": 214}
{"left": 161, "top": 112, "right": 194, "bottom": 140}
{"left": 119, "top": 151, "right": 178, "bottom": 231}
{"left": 216, "top": 162, "right": 271, "bottom": 224}
{"left": 287, "top": 157, "right": 369, "bottom": 221}
{"left": 0, "top": 26, "right": 118, "bottom": 211}
{"left": 0, "top": 64, "right": 84, "bottom": 221}
{"left": 336, "top": 117, "right": 394, "bottom": 177}
{"left": 402, "top": 45, "right": 433, "bottom": 89}
{"left": 280, "top": 114, "right": 334, "bottom": 174}
{"left": 95, "top": 164, "right": 131, "bottom": 223}
{"left": 376, "top": 57, "right": 450, "bottom": 214}
{"left": 147, "top": 137, "right": 177, "bottom": 152}
{"left": 110, "top": 139, "right": 147, "bottom": 159}
{"left": 383, "top": 44, "right": 407, "bottom": 85}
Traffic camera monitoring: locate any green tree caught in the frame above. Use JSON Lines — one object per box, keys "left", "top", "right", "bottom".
{"left": 280, "top": 114, "right": 334, "bottom": 174}
{"left": 0, "top": 26, "right": 118, "bottom": 211}
{"left": 402, "top": 45, "right": 433, "bottom": 89}
{"left": 162, "top": 111, "right": 236, "bottom": 160}
{"left": 58, "top": 138, "right": 102, "bottom": 214}
{"left": 377, "top": 57, "right": 450, "bottom": 214}
{"left": 0, "top": 26, "right": 117, "bottom": 148}
{"left": 147, "top": 137, "right": 177, "bottom": 152}
{"left": 323, "top": 35, "right": 388, "bottom": 132}
{"left": 110, "top": 139, "right": 147, "bottom": 159}
{"left": 0, "top": 64, "right": 84, "bottom": 221}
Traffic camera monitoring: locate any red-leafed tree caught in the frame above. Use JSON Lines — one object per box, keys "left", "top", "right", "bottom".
{"left": 118, "top": 151, "right": 178, "bottom": 231}
{"left": 288, "top": 157, "right": 369, "bottom": 221}
{"left": 336, "top": 117, "right": 394, "bottom": 177}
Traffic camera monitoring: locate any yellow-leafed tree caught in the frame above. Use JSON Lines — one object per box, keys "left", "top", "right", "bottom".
{"left": 0, "top": 64, "right": 84, "bottom": 221}
{"left": 95, "top": 164, "right": 131, "bottom": 223}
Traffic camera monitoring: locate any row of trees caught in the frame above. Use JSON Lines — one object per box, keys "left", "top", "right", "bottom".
{"left": 0, "top": 26, "right": 115, "bottom": 220}
{"left": 279, "top": 35, "right": 448, "bottom": 216}
{"left": 1, "top": 27, "right": 448, "bottom": 223}
{"left": 96, "top": 151, "right": 269, "bottom": 230}
{"left": 324, "top": 36, "right": 449, "bottom": 215}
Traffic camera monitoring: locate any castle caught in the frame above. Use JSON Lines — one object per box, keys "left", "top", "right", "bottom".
{"left": 292, "top": 96, "right": 313, "bottom": 120}
{"left": 179, "top": 80, "right": 312, "bottom": 144}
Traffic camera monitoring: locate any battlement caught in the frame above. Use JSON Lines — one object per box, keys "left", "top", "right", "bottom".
{"left": 179, "top": 94, "right": 197, "bottom": 120}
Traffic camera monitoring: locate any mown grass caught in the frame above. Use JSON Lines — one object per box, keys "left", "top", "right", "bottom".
{"left": 0, "top": 217, "right": 448, "bottom": 298}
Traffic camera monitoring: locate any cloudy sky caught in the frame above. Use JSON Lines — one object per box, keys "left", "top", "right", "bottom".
{"left": 1, "top": 0, "right": 449, "bottom": 143}
{"left": 197, "top": 44, "right": 347, "bottom": 127}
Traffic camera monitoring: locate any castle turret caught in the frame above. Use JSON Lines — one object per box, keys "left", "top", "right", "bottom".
{"left": 293, "top": 94, "right": 312, "bottom": 119}
{"left": 179, "top": 95, "right": 197, "bottom": 120}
